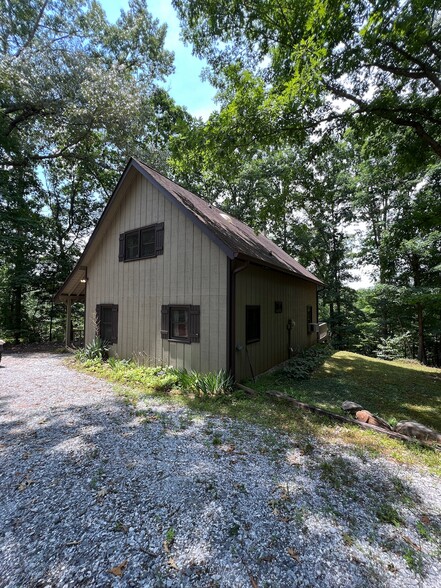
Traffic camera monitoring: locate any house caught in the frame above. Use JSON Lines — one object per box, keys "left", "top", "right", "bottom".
{"left": 55, "top": 158, "right": 325, "bottom": 381}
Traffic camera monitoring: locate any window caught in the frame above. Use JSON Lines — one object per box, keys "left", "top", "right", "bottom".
{"left": 161, "top": 305, "right": 200, "bottom": 344}
{"left": 171, "top": 307, "right": 189, "bottom": 340}
{"left": 96, "top": 304, "right": 118, "bottom": 343}
{"left": 274, "top": 301, "right": 283, "bottom": 313}
{"left": 140, "top": 226, "right": 155, "bottom": 257}
{"left": 246, "top": 305, "right": 260, "bottom": 344}
{"left": 306, "top": 305, "right": 313, "bottom": 333}
{"left": 125, "top": 231, "right": 139, "bottom": 260}
{"left": 119, "top": 223, "right": 164, "bottom": 262}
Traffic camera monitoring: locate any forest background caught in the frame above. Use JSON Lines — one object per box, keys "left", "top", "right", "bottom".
{"left": 1, "top": 0, "right": 440, "bottom": 365}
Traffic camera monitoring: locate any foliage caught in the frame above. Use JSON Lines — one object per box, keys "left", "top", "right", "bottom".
{"left": 75, "top": 355, "right": 179, "bottom": 391}
{"left": 174, "top": 0, "right": 441, "bottom": 160}
{"left": 173, "top": 368, "right": 235, "bottom": 398}
{"left": 0, "top": 0, "right": 184, "bottom": 342}
{"left": 376, "top": 332, "right": 413, "bottom": 361}
{"left": 277, "top": 344, "right": 333, "bottom": 381}
{"left": 76, "top": 337, "right": 110, "bottom": 361}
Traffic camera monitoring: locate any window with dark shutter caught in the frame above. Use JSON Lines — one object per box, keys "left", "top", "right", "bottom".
{"left": 140, "top": 227, "right": 155, "bottom": 257}
{"left": 246, "top": 305, "right": 260, "bottom": 344}
{"left": 189, "top": 305, "right": 200, "bottom": 343}
{"left": 160, "top": 304, "right": 200, "bottom": 344}
{"left": 119, "top": 223, "right": 165, "bottom": 262}
{"left": 96, "top": 304, "right": 118, "bottom": 344}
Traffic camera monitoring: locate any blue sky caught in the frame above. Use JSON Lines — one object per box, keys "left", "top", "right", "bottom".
{"left": 102, "top": 0, "right": 216, "bottom": 119}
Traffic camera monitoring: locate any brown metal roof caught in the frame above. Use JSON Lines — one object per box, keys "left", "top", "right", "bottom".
{"left": 55, "top": 157, "right": 323, "bottom": 302}
{"left": 135, "top": 160, "right": 323, "bottom": 285}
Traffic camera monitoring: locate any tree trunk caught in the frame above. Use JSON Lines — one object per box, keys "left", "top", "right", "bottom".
{"left": 417, "top": 304, "right": 427, "bottom": 364}
{"left": 12, "top": 284, "right": 22, "bottom": 344}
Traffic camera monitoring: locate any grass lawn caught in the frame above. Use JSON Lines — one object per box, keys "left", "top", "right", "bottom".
{"left": 251, "top": 350, "right": 441, "bottom": 431}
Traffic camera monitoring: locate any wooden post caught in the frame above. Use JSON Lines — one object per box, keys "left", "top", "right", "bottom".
{"left": 65, "top": 297, "right": 72, "bottom": 347}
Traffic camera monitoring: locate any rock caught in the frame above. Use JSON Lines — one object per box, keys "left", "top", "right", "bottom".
{"left": 394, "top": 421, "right": 441, "bottom": 442}
{"left": 355, "top": 410, "right": 392, "bottom": 431}
{"left": 341, "top": 401, "right": 363, "bottom": 414}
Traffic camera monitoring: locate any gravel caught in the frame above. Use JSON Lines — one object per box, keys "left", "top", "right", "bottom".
{"left": 0, "top": 352, "right": 440, "bottom": 588}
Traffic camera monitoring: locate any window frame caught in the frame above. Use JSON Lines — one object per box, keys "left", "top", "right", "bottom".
{"left": 161, "top": 304, "right": 200, "bottom": 344}
{"left": 169, "top": 305, "right": 191, "bottom": 343}
{"left": 119, "top": 222, "right": 164, "bottom": 262}
{"left": 246, "top": 305, "right": 261, "bottom": 345}
{"left": 96, "top": 303, "right": 118, "bottom": 344}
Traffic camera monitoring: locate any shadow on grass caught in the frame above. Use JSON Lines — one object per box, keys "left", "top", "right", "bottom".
{"left": 253, "top": 351, "right": 441, "bottom": 432}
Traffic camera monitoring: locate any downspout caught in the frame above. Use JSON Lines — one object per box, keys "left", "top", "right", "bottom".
{"left": 228, "top": 259, "right": 249, "bottom": 380}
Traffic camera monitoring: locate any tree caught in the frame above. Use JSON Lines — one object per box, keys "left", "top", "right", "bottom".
{"left": 0, "top": 0, "right": 178, "bottom": 341}
{"left": 0, "top": 0, "right": 174, "bottom": 169}
{"left": 173, "top": 0, "right": 441, "bottom": 160}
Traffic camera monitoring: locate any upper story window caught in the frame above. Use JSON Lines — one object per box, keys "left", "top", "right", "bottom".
{"left": 119, "top": 222, "right": 164, "bottom": 262}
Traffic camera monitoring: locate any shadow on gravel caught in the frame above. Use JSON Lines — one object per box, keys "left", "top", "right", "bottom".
{"left": 0, "top": 386, "right": 440, "bottom": 588}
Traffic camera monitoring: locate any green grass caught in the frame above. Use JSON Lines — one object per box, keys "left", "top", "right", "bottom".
{"left": 70, "top": 353, "right": 441, "bottom": 475}
{"left": 252, "top": 351, "right": 441, "bottom": 432}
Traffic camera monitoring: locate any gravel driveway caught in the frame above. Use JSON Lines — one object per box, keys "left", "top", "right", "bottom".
{"left": 0, "top": 353, "right": 440, "bottom": 588}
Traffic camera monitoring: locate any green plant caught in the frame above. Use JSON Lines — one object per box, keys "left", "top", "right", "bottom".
{"left": 376, "top": 332, "right": 412, "bottom": 361}
{"left": 376, "top": 503, "right": 404, "bottom": 527}
{"left": 277, "top": 344, "right": 333, "bottom": 382}
{"left": 212, "top": 435, "right": 222, "bottom": 446}
{"left": 76, "top": 337, "right": 110, "bottom": 361}
{"left": 403, "top": 547, "right": 423, "bottom": 576}
{"left": 173, "top": 368, "right": 234, "bottom": 398}
{"left": 318, "top": 456, "right": 358, "bottom": 490}
{"left": 165, "top": 527, "right": 176, "bottom": 543}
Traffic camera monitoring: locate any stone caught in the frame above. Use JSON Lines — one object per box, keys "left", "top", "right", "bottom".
{"left": 355, "top": 410, "right": 392, "bottom": 430}
{"left": 341, "top": 401, "right": 363, "bottom": 413}
{"left": 394, "top": 421, "right": 441, "bottom": 443}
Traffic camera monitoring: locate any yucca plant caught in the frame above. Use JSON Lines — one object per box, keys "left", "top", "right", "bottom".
{"left": 79, "top": 336, "right": 111, "bottom": 361}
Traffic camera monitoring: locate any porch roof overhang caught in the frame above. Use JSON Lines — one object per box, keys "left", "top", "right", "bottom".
{"left": 55, "top": 265, "right": 87, "bottom": 303}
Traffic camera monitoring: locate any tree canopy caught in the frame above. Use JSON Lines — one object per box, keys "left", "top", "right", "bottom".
{"left": 173, "top": 0, "right": 441, "bottom": 159}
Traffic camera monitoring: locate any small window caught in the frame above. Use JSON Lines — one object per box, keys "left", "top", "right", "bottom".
{"left": 307, "top": 305, "right": 313, "bottom": 333}
{"left": 161, "top": 305, "right": 200, "bottom": 344}
{"left": 171, "top": 307, "right": 189, "bottom": 340}
{"left": 246, "top": 305, "right": 260, "bottom": 344}
{"left": 96, "top": 304, "right": 118, "bottom": 344}
{"left": 140, "top": 227, "right": 155, "bottom": 257}
{"left": 275, "top": 301, "right": 283, "bottom": 313}
{"left": 125, "top": 231, "right": 139, "bottom": 260}
{"left": 119, "top": 223, "right": 164, "bottom": 262}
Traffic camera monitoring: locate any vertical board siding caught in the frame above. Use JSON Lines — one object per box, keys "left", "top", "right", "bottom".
{"left": 234, "top": 265, "right": 317, "bottom": 381}
{"left": 85, "top": 174, "right": 227, "bottom": 373}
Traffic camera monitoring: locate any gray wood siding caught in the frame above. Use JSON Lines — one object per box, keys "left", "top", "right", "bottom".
{"left": 85, "top": 172, "right": 228, "bottom": 372}
{"left": 234, "top": 265, "right": 318, "bottom": 381}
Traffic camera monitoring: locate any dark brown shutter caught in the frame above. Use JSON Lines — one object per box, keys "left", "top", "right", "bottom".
{"left": 189, "top": 305, "right": 200, "bottom": 343}
{"left": 155, "top": 223, "right": 164, "bottom": 255}
{"left": 111, "top": 305, "right": 118, "bottom": 343}
{"left": 119, "top": 234, "right": 125, "bottom": 261}
{"left": 161, "top": 305, "right": 169, "bottom": 339}
{"left": 95, "top": 305, "right": 101, "bottom": 338}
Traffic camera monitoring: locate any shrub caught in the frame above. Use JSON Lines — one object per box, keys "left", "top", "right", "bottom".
{"left": 376, "top": 332, "right": 412, "bottom": 361}
{"left": 173, "top": 368, "right": 234, "bottom": 398}
{"left": 278, "top": 344, "right": 333, "bottom": 381}
{"left": 76, "top": 337, "right": 111, "bottom": 361}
